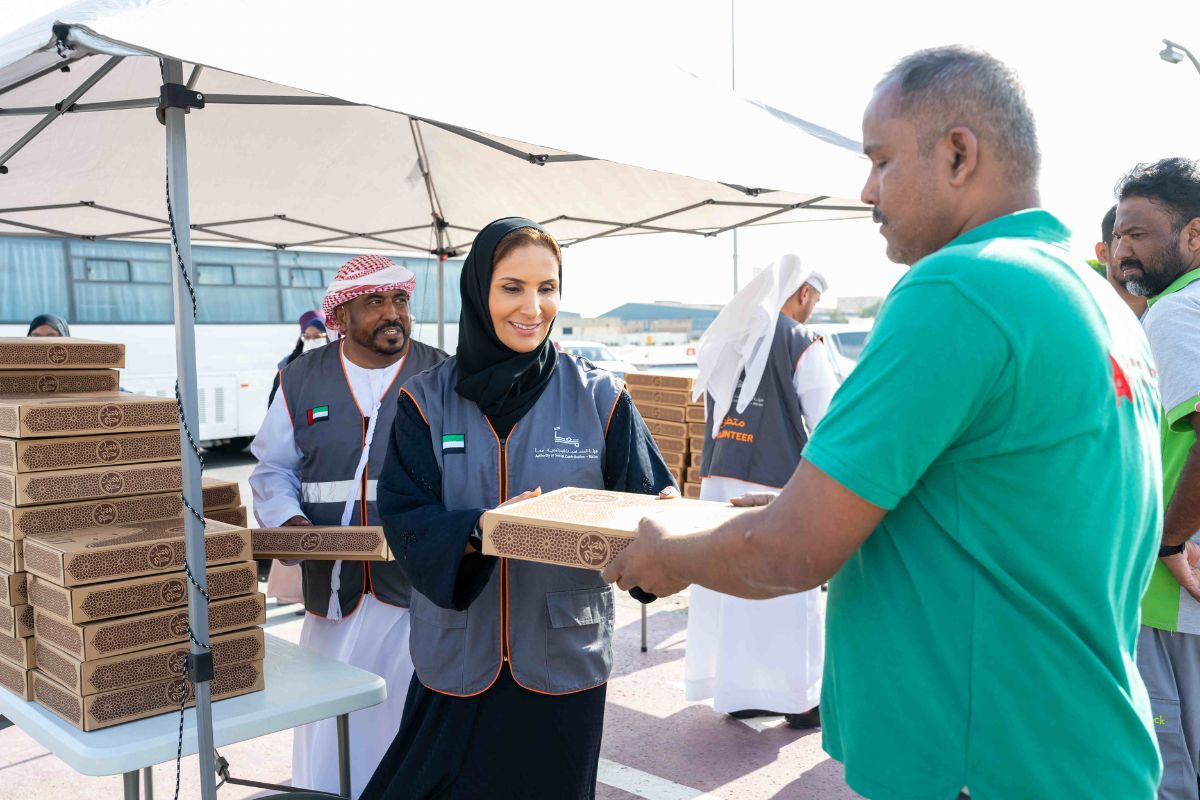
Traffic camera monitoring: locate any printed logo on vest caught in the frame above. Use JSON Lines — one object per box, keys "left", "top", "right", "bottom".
{"left": 441, "top": 434, "right": 466, "bottom": 455}
{"left": 306, "top": 406, "right": 330, "bottom": 425}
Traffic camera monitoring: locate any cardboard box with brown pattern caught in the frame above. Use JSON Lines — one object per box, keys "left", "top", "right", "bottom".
{"left": 0, "top": 569, "right": 27, "bottom": 607}
{"left": 33, "top": 592, "right": 265, "bottom": 660}
{"left": 0, "top": 656, "right": 33, "bottom": 699}
{"left": 0, "top": 460, "right": 183, "bottom": 507}
{"left": 29, "top": 561, "right": 258, "bottom": 624}
{"left": 0, "top": 338, "right": 125, "bottom": 370}
{"left": 32, "top": 658, "right": 263, "bottom": 731}
{"left": 251, "top": 525, "right": 391, "bottom": 561}
{"left": 0, "top": 370, "right": 120, "bottom": 396}
{"left": 0, "top": 430, "right": 182, "bottom": 474}
{"left": 0, "top": 603, "right": 33, "bottom": 639}
{"left": 0, "top": 393, "right": 177, "bottom": 439}
{"left": 34, "top": 627, "right": 264, "bottom": 696}
{"left": 24, "top": 517, "right": 250, "bottom": 587}
{"left": 481, "top": 487, "right": 744, "bottom": 571}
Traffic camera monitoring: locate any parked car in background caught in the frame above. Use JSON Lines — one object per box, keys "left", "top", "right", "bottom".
{"left": 554, "top": 339, "right": 639, "bottom": 378}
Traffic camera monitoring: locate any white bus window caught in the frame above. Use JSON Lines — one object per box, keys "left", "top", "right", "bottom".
{"left": 79, "top": 259, "right": 130, "bottom": 282}
{"left": 75, "top": 283, "right": 172, "bottom": 322}
{"left": 131, "top": 262, "right": 170, "bottom": 283}
{"left": 0, "top": 238, "right": 68, "bottom": 322}
{"left": 197, "top": 264, "right": 234, "bottom": 285}
{"left": 285, "top": 267, "right": 323, "bottom": 287}
{"left": 236, "top": 265, "right": 276, "bottom": 286}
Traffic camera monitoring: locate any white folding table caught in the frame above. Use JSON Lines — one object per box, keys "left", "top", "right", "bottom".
{"left": 0, "top": 634, "right": 386, "bottom": 799}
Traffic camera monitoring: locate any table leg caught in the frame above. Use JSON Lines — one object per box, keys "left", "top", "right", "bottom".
{"left": 336, "top": 713, "right": 351, "bottom": 798}
{"left": 641, "top": 604, "right": 648, "bottom": 652}
{"left": 122, "top": 770, "right": 140, "bottom": 800}
{"left": 143, "top": 766, "right": 154, "bottom": 800}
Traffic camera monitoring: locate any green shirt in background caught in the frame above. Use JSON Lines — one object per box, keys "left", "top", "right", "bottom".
{"left": 1138, "top": 267, "right": 1200, "bottom": 632}
{"left": 804, "top": 210, "right": 1162, "bottom": 800}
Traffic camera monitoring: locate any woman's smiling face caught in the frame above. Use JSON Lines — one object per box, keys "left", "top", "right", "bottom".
{"left": 489, "top": 243, "right": 560, "bottom": 353}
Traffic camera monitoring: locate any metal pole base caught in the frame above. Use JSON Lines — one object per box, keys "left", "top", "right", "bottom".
{"left": 640, "top": 604, "right": 648, "bottom": 653}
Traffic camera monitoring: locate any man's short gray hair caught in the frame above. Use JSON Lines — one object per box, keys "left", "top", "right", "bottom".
{"left": 878, "top": 46, "right": 1040, "bottom": 184}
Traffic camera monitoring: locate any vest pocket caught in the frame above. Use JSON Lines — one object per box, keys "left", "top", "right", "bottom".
{"left": 544, "top": 586, "right": 614, "bottom": 689}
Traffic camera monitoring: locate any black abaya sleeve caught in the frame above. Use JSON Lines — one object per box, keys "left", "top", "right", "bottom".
{"left": 602, "top": 390, "right": 678, "bottom": 494}
{"left": 378, "top": 392, "right": 496, "bottom": 611}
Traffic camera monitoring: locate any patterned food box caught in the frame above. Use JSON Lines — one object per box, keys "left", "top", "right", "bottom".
{"left": 642, "top": 418, "right": 687, "bottom": 440}
{"left": 0, "top": 370, "right": 120, "bottom": 396}
{"left": 653, "top": 435, "right": 687, "bottom": 455}
{"left": 0, "top": 569, "right": 27, "bottom": 607}
{"left": 29, "top": 561, "right": 258, "bottom": 624}
{"left": 688, "top": 422, "right": 708, "bottom": 438}
{"left": 0, "top": 460, "right": 183, "bottom": 507}
{"left": 689, "top": 436, "right": 705, "bottom": 453}
{"left": 683, "top": 482, "right": 702, "bottom": 499}
{"left": 35, "top": 627, "right": 264, "bottom": 696}
{"left": 687, "top": 466, "right": 703, "bottom": 484}
{"left": 659, "top": 450, "right": 686, "bottom": 469}
{"left": 689, "top": 450, "right": 703, "bottom": 469}
{"left": 201, "top": 477, "right": 241, "bottom": 512}
{"left": 34, "top": 592, "right": 265, "bottom": 660}
{"left": 0, "top": 537, "right": 23, "bottom": 573}
{"left": 635, "top": 403, "right": 687, "bottom": 425}
{"left": 0, "top": 656, "right": 33, "bottom": 699}
{"left": 32, "top": 657, "right": 263, "bottom": 731}
{"left": 24, "top": 517, "right": 251, "bottom": 587}
{"left": 481, "top": 487, "right": 745, "bottom": 570}
{"left": 629, "top": 387, "right": 691, "bottom": 408}
{"left": 1, "top": 491, "right": 183, "bottom": 541}
{"left": 0, "top": 430, "right": 182, "bottom": 474}
{"left": 0, "top": 629, "right": 35, "bottom": 668}
{"left": 0, "top": 338, "right": 125, "bottom": 370}
{"left": 624, "top": 372, "right": 695, "bottom": 392}
{"left": 0, "top": 603, "right": 33, "bottom": 638}
{"left": 0, "top": 394, "right": 177, "bottom": 439}
{"left": 251, "top": 525, "right": 391, "bottom": 561}
{"left": 686, "top": 404, "right": 706, "bottom": 423}
{"left": 206, "top": 506, "right": 247, "bottom": 528}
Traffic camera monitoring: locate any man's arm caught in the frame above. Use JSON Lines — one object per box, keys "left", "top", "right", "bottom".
{"left": 1160, "top": 413, "right": 1200, "bottom": 600}
{"left": 603, "top": 460, "right": 885, "bottom": 598}
{"left": 248, "top": 392, "right": 306, "bottom": 527}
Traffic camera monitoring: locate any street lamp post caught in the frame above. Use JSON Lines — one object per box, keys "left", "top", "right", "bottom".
{"left": 1160, "top": 38, "right": 1200, "bottom": 76}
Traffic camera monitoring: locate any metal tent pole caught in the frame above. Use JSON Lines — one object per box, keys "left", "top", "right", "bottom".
{"left": 162, "top": 57, "right": 218, "bottom": 800}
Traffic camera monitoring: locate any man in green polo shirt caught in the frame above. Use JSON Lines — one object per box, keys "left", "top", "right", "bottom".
{"left": 1114, "top": 157, "right": 1200, "bottom": 800}
{"left": 604, "top": 46, "right": 1163, "bottom": 799}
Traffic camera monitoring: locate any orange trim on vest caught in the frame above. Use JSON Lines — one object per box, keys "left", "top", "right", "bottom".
{"left": 605, "top": 389, "right": 624, "bottom": 438}
{"left": 400, "top": 388, "right": 429, "bottom": 426}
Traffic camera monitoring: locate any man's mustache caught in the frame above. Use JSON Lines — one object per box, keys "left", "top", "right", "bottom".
{"left": 1119, "top": 259, "right": 1144, "bottom": 271}
{"left": 373, "top": 320, "right": 406, "bottom": 336}
{"left": 872, "top": 207, "right": 888, "bottom": 225}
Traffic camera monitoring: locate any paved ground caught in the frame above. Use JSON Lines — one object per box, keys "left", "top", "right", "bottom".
{"left": 0, "top": 450, "right": 861, "bottom": 799}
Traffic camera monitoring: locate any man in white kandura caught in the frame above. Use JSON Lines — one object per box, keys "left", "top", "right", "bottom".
{"left": 249, "top": 255, "right": 446, "bottom": 796}
{"left": 685, "top": 255, "right": 839, "bottom": 728}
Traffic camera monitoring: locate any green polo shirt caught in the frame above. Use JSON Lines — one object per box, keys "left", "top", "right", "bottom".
{"left": 804, "top": 210, "right": 1162, "bottom": 799}
{"left": 1140, "top": 267, "right": 1200, "bottom": 632}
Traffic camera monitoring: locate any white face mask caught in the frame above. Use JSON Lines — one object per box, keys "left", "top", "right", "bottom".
{"left": 302, "top": 337, "right": 327, "bottom": 353}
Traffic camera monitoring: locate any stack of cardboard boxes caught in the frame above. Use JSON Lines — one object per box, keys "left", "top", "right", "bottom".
{"left": 0, "top": 338, "right": 265, "bottom": 730}
{"left": 624, "top": 372, "right": 707, "bottom": 499}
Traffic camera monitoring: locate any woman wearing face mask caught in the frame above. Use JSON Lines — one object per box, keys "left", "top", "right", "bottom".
{"left": 362, "top": 218, "right": 675, "bottom": 799}
{"left": 267, "top": 310, "right": 328, "bottom": 408}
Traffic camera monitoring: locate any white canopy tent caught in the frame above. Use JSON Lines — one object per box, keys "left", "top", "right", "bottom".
{"left": 0, "top": 2, "right": 870, "bottom": 797}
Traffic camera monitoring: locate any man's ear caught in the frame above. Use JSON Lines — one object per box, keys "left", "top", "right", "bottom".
{"left": 335, "top": 304, "right": 349, "bottom": 331}
{"left": 944, "top": 126, "right": 979, "bottom": 188}
{"left": 1095, "top": 242, "right": 1108, "bottom": 264}
{"left": 1184, "top": 218, "right": 1200, "bottom": 262}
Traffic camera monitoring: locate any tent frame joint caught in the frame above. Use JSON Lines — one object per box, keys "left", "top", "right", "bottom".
{"left": 157, "top": 83, "right": 205, "bottom": 125}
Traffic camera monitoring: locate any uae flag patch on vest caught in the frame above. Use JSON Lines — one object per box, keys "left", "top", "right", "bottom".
{"left": 307, "top": 405, "right": 330, "bottom": 425}
{"left": 442, "top": 434, "right": 465, "bottom": 454}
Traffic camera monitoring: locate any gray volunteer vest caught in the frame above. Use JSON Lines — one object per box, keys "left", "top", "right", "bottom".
{"left": 701, "top": 314, "right": 817, "bottom": 489}
{"left": 281, "top": 337, "right": 446, "bottom": 617}
{"left": 402, "top": 352, "right": 622, "bottom": 696}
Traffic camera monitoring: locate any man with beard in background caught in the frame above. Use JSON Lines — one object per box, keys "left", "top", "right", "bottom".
{"left": 250, "top": 254, "right": 446, "bottom": 796}
{"left": 1097, "top": 204, "right": 1148, "bottom": 318}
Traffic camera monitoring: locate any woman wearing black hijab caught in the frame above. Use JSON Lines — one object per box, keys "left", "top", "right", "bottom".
{"left": 27, "top": 313, "right": 70, "bottom": 337}
{"left": 363, "top": 218, "right": 675, "bottom": 799}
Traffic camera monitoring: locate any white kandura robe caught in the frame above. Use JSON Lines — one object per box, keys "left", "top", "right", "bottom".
{"left": 684, "top": 340, "right": 839, "bottom": 714}
{"left": 250, "top": 353, "right": 412, "bottom": 797}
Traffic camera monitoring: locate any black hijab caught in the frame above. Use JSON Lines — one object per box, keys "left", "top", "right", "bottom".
{"left": 27, "top": 314, "right": 70, "bottom": 337}
{"left": 455, "top": 217, "right": 560, "bottom": 434}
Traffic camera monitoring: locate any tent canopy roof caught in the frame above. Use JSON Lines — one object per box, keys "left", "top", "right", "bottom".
{"left": 0, "top": 0, "right": 869, "bottom": 254}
